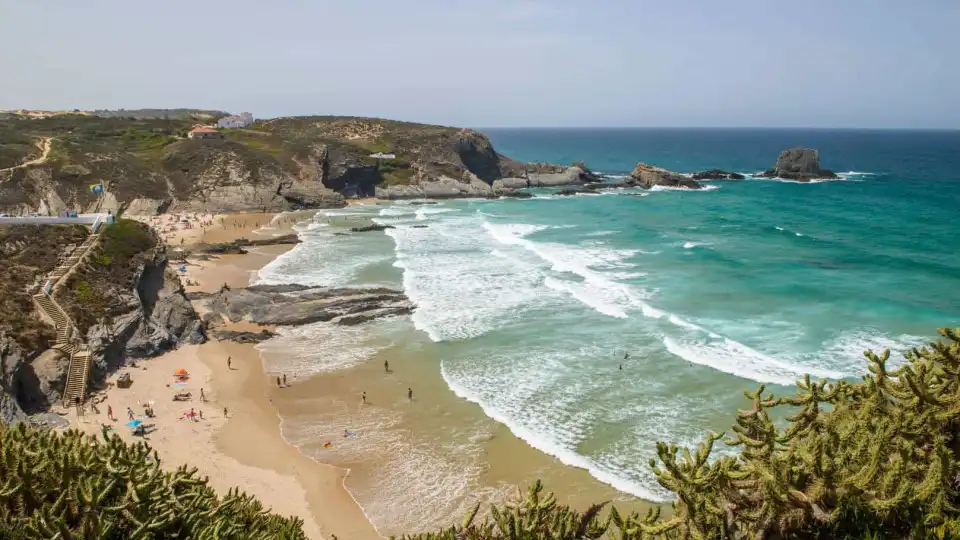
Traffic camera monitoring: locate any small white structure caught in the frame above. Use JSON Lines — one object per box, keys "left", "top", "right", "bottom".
{"left": 369, "top": 152, "right": 396, "bottom": 159}
{"left": 217, "top": 112, "right": 255, "bottom": 129}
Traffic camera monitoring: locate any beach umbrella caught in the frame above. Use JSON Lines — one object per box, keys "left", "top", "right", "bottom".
{"left": 126, "top": 419, "right": 143, "bottom": 428}
{"left": 175, "top": 368, "right": 187, "bottom": 376}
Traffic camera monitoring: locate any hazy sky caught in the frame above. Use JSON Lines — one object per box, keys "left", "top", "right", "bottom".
{"left": 1, "top": 0, "right": 957, "bottom": 128}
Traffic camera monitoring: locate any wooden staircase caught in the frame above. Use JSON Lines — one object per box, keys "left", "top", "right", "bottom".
{"left": 32, "top": 229, "right": 102, "bottom": 407}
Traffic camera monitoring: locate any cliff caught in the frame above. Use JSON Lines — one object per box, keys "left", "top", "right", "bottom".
{"left": 0, "top": 113, "right": 592, "bottom": 212}
{"left": 0, "top": 220, "right": 203, "bottom": 423}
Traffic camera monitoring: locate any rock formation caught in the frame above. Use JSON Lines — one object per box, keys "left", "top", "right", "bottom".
{"left": 211, "top": 329, "right": 278, "bottom": 344}
{"left": 760, "top": 148, "right": 837, "bottom": 181}
{"left": 193, "top": 234, "right": 300, "bottom": 255}
{"left": 630, "top": 163, "right": 703, "bottom": 189}
{"left": 350, "top": 224, "right": 395, "bottom": 233}
{"left": 197, "top": 284, "right": 413, "bottom": 327}
{"left": 692, "top": 169, "right": 746, "bottom": 180}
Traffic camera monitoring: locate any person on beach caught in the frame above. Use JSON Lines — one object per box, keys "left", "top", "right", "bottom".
{"left": 408, "top": 387, "right": 413, "bottom": 401}
{"left": 277, "top": 376, "right": 282, "bottom": 388}
{"left": 200, "top": 388, "right": 206, "bottom": 402}
{"left": 227, "top": 356, "right": 232, "bottom": 370}
{"left": 282, "top": 373, "right": 287, "bottom": 386}
{"left": 384, "top": 359, "right": 389, "bottom": 373}
{"left": 361, "top": 392, "right": 367, "bottom": 404}
{"left": 126, "top": 407, "right": 135, "bottom": 421}
{"left": 107, "top": 404, "right": 115, "bottom": 421}
{"left": 223, "top": 407, "right": 228, "bottom": 418}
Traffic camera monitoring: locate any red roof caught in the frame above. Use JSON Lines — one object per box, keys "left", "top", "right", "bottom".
{"left": 190, "top": 126, "right": 218, "bottom": 134}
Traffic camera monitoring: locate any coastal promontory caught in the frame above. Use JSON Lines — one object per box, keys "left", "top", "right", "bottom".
{"left": 0, "top": 110, "right": 596, "bottom": 214}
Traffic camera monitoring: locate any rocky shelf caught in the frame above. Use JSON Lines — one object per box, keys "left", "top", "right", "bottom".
{"left": 197, "top": 284, "right": 413, "bottom": 327}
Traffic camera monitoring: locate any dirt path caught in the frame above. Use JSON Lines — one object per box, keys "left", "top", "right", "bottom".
{"left": 0, "top": 137, "right": 52, "bottom": 172}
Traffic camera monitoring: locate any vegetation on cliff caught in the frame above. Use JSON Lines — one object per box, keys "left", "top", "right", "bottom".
{"left": 402, "top": 327, "right": 960, "bottom": 539}
{"left": 0, "top": 224, "right": 89, "bottom": 350}
{"left": 0, "top": 423, "right": 306, "bottom": 539}
{"left": 60, "top": 219, "right": 158, "bottom": 332}
{"left": 0, "top": 113, "right": 521, "bottom": 213}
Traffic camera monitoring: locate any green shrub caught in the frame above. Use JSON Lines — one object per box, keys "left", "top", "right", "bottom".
{"left": 0, "top": 423, "right": 306, "bottom": 539}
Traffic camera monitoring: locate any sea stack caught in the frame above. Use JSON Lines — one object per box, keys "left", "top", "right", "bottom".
{"left": 760, "top": 148, "right": 837, "bottom": 181}
{"left": 630, "top": 163, "right": 703, "bottom": 189}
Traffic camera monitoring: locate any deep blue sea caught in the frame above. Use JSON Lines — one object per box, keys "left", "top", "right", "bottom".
{"left": 258, "top": 129, "right": 960, "bottom": 524}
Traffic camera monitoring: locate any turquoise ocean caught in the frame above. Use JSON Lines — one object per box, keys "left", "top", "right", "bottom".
{"left": 256, "top": 129, "right": 960, "bottom": 528}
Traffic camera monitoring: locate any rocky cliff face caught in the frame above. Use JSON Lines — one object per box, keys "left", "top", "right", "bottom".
{"left": 0, "top": 250, "right": 204, "bottom": 424}
{"left": 760, "top": 148, "right": 837, "bottom": 181}
{"left": 84, "top": 254, "right": 205, "bottom": 379}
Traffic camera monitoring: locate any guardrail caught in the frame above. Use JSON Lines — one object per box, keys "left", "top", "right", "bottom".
{"left": 0, "top": 213, "right": 114, "bottom": 227}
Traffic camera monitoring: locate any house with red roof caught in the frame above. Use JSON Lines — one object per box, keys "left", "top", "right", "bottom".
{"left": 187, "top": 126, "right": 224, "bottom": 140}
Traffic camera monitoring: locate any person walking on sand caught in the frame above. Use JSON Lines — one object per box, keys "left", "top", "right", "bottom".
{"left": 127, "top": 407, "right": 135, "bottom": 421}
{"left": 200, "top": 388, "right": 206, "bottom": 402}
{"left": 282, "top": 373, "right": 287, "bottom": 386}
{"left": 361, "top": 392, "right": 367, "bottom": 404}
{"left": 277, "top": 376, "right": 282, "bottom": 388}
{"left": 107, "top": 404, "right": 115, "bottom": 421}
{"left": 408, "top": 387, "right": 413, "bottom": 401}
{"left": 227, "top": 356, "right": 232, "bottom": 370}
{"left": 384, "top": 359, "right": 389, "bottom": 373}
{"left": 223, "top": 407, "right": 228, "bottom": 418}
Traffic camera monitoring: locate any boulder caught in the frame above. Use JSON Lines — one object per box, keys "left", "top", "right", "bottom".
{"left": 760, "top": 148, "right": 837, "bottom": 181}
{"left": 630, "top": 163, "right": 703, "bottom": 189}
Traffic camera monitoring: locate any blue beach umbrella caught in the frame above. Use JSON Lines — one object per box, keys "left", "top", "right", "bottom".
{"left": 126, "top": 419, "right": 143, "bottom": 428}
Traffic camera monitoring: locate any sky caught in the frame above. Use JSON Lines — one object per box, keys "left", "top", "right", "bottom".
{"left": 0, "top": 0, "right": 957, "bottom": 128}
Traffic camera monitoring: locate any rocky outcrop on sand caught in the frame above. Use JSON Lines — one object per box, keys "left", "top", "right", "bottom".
{"left": 630, "top": 163, "right": 703, "bottom": 189}
{"left": 198, "top": 284, "right": 412, "bottom": 327}
{"left": 692, "top": 169, "right": 745, "bottom": 180}
{"left": 193, "top": 234, "right": 301, "bottom": 255}
{"left": 211, "top": 329, "right": 278, "bottom": 344}
{"left": 759, "top": 148, "right": 837, "bottom": 181}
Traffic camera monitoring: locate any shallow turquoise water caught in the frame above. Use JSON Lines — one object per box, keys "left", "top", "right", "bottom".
{"left": 259, "top": 129, "right": 960, "bottom": 502}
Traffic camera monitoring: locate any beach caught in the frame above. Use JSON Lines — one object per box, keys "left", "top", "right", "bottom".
{"left": 69, "top": 207, "right": 654, "bottom": 538}
{"left": 70, "top": 211, "right": 381, "bottom": 540}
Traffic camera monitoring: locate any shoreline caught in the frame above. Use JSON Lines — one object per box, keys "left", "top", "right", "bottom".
{"left": 76, "top": 208, "right": 658, "bottom": 538}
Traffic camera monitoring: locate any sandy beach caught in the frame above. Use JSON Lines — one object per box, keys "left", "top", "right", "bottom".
{"left": 71, "top": 211, "right": 381, "bottom": 540}
{"left": 69, "top": 207, "right": 656, "bottom": 538}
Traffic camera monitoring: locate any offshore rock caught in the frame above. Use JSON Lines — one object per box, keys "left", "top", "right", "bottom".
{"left": 351, "top": 224, "right": 394, "bottom": 233}
{"left": 630, "top": 163, "right": 703, "bottom": 189}
{"left": 760, "top": 148, "right": 837, "bottom": 181}
{"left": 692, "top": 169, "right": 745, "bottom": 180}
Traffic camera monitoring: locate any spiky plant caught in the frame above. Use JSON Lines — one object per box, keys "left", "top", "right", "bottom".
{"left": 0, "top": 423, "right": 306, "bottom": 539}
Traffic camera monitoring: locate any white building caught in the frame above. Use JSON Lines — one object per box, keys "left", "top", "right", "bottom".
{"left": 217, "top": 112, "right": 255, "bottom": 129}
